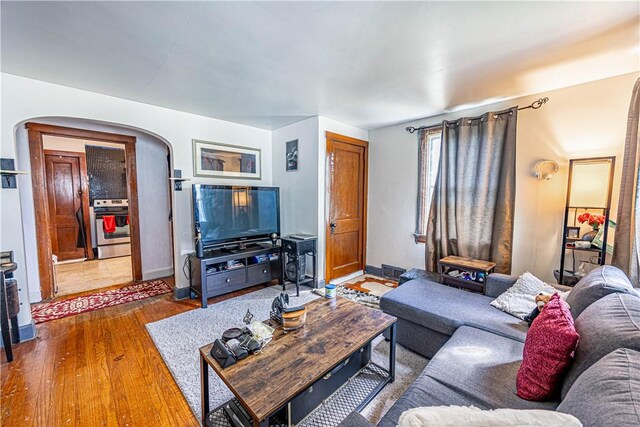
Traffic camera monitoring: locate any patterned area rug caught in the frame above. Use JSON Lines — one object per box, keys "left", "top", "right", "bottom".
{"left": 31, "top": 279, "right": 172, "bottom": 323}
{"left": 315, "top": 274, "right": 398, "bottom": 309}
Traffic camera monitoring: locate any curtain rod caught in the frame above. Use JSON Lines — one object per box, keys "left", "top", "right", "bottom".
{"left": 405, "top": 97, "right": 549, "bottom": 134}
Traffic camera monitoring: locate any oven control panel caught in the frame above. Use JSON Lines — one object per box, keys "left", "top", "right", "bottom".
{"left": 94, "top": 199, "right": 129, "bottom": 207}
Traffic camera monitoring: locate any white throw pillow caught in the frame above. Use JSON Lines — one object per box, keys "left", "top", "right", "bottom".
{"left": 490, "top": 272, "right": 563, "bottom": 320}
{"left": 397, "top": 405, "right": 582, "bottom": 426}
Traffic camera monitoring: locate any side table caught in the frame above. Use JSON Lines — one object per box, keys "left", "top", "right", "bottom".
{"left": 438, "top": 256, "right": 496, "bottom": 293}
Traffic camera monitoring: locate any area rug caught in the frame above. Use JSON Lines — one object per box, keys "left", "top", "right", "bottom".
{"left": 341, "top": 274, "right": 398, "bottom": 297}
{"left": 145, "top": 286, "right": 428, "bottom": 425}
{"left": 31, "top": 279, "right": 172, "bottom": 324}
{"left": 313, "top": 275, "right": 398, "bottom": 309}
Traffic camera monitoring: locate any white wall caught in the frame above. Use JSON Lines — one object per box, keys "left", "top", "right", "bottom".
{"left": 135, "top": 131, "right": 174, "bottom": 281}
{"left": 271, "top": 116, "right": 368, "bottom": 283}
{"left": 367, "top": 72, "right": 638, "bottom": 283}
{"left": 271, "top": 117, "right": 319, "bottom": 238}
{"left": 1, "top": 73, "right": 272, "bottom": 328}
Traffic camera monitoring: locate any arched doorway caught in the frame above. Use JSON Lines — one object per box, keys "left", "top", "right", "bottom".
{"left": 14, "top": 117, "right": 175, "bottom": 301}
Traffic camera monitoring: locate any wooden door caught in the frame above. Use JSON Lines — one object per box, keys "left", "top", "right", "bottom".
{"left": 44, "top": 151, "right": 91, "bottom": 261}
{"left": 325, "top": 132, "right": 368, "bottom": 281}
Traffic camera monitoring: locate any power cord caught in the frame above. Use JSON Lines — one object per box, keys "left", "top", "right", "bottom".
{"left": 182, "top": 255, "right": 191, "bottom": 281}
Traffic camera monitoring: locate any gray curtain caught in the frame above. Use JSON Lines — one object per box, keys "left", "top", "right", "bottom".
{"left": 612, "top": 78, "right": 640, "bottom": 286}
{"left": 426, "top": 107, "right": 517, "bottom": 274}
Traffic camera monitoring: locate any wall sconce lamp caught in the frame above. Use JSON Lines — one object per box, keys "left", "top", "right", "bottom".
{"left": 534, "top": 160, "right": 559, "bottom": 181}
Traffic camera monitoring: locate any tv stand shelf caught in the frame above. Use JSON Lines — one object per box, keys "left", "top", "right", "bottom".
{"left": 189, "top": 243, "right": 282, "bottom": 308}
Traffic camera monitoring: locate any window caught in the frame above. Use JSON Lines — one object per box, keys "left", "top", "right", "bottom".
{"left": 415, "top": 128, "right": 442, "bottom": 243}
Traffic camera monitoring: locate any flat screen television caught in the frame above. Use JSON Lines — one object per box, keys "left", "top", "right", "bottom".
{"left": 192, "top": 184, "right": 280, "bottom": 249}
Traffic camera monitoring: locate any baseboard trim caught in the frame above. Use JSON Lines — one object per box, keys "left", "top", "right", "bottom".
{"left": 365, "top": 265, "right": 383, "bottom": 276}
{"left": 20, "top": 321, "right": 37, "bottom": 341}
{"left": 173, "top": 286, "right": 190, "bottom": 300}
{"left": 0, "top": 320, "right": 37, "bottom": 348}
{"left": 143, "top": 267, "right": 174, "bottom": 281}
{"left": 366, "top": 264, "right": 407, "bottom": 280}
{"left": 331, "top": 270, "right": 364, "bottom": 285}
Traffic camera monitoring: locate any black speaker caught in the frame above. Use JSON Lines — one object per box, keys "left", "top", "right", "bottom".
{"left": 281, "top": 235, "right": 318, "bottom": 296}
{"left": 285, "top": 256, "right": 306, "bottom": 282}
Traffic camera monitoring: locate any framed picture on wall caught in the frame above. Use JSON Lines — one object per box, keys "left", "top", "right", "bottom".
{"left": 193, "top": 139, "right": 261, "bottom": 179}
{"left": 286, "top": 139, "right": 298, "bottom": 171}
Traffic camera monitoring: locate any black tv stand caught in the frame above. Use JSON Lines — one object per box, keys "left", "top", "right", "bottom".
{"left": 189, "top": 242, "right": 283, "bottom": 308}
{"left": 222, "top": 242, "right": 261, "bottom": 254}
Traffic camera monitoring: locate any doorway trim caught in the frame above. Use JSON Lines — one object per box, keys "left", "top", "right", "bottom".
{"left": 324, "top": 131, "right": 369, "bottom": 282}
{"left": 26, "top": 122, "right": 142, "bottom": 300}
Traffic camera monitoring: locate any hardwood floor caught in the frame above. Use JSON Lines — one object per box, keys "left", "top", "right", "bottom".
{"left": 1, "top": 278, "right": 272, "bottom": 426}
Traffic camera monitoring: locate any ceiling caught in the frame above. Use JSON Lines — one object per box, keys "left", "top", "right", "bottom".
{"left": 2, "top": 1, "right": 638, "bottom": 130}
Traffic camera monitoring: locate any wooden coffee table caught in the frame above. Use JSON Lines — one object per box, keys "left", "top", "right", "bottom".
{"left": 199, "top": 297, "right": 397, "bottom": 426}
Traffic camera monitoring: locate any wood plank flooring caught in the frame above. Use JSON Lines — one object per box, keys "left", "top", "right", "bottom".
{"left": 55, "top": 256, "right": 133, "bottom": 296}
{"left": 1, "top": 279, "right": 272, "bottom": 426}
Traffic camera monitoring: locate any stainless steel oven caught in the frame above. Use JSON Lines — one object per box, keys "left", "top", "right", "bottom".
{"left": 92, "top": 199, "right": 131, "bottom": 259}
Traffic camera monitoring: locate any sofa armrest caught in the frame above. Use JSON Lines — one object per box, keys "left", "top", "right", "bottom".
{"left": 337, "top": 412, "right": 374, "bottom": 427}
{"left": 485, "top": 273, "right": 519, "bottom": 298}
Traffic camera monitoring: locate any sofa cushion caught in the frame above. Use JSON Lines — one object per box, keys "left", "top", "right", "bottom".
{"left": 380, "top": 279, "right": 529, "bottom": 342}
{"left": 398, "top": 406, "right": 582, "bottom": 427}
{"left": 490, "top": 272, "right": 560, "bottom": 320}
{"left": 565, "top": 265, "right": 636, "bottom": 319}
{"left": 421, "top": 326, "right": 559, "bottom": 411}
{"left": 516, "top": 294, "right": 579, "bottom": 401}
{"left": 336, "top": 412, "right": 374, "bottom": 427}
{"left": 561, "top": 292, "right": 640, "bottom": 398}
{"left": 485, "top": 273, "right": 519, "bottom": 298}
{"left": 378, "top": 372, "right": 484, "bottom": 427}
{"left": 557, "top": 348, "right": 640, "bottom": 427}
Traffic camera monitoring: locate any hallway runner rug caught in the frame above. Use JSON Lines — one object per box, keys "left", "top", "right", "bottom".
{"left": 31, "top": 279, "right": 172, "bottom": 323}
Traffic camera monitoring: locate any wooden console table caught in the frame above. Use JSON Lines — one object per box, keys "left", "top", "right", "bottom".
{"left": 438, "top": 256, "right": 496, "bottom": 293}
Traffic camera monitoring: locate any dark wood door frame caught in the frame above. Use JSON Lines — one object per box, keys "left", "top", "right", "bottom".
{"left": 324, "top": 131, "right": 369, "bottom": 282}
{"left": 43, "top": 149, "right": 94, "bottom": 262}
{"left": 26, "top": 122, "right": 143, "bottom": 300}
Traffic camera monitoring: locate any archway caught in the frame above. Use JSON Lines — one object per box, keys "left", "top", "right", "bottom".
{"left": 13, "top": 116, "right": 176, "bottom": 302}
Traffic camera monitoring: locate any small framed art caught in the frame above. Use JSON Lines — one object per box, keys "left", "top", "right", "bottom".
{"left": 286, "top": 139, "right": 298, "bottom": 171}
{"left": 566, "top": 226, "right": 580, "bottom": 240}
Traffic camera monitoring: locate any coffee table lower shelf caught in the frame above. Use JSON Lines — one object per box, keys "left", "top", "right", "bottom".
{"left": 205, "top": 362, "right": 390, "bottom": 427}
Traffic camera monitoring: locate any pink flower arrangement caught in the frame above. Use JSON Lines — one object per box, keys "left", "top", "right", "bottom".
{"left": 577, "top": 213, "right": 605, "bottom": 230}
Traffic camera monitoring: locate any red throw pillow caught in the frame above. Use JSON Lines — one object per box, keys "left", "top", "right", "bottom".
{"left": 516, "top": 293, "right": 580, "bottom": 401}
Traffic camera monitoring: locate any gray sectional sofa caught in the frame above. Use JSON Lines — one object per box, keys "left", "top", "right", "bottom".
{"left": 340, "top": 265, "right": 640, "bottom": 427}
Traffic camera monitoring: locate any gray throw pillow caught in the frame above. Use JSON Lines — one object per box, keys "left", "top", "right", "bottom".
{"left": 558, "top": 348, "right": 640, "bottom": 427}
{"left": 565, "top": 265, "right": 636, "bottom": 319}
{"left": 561, "top": 292, "right": 640, "bottom": 399}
